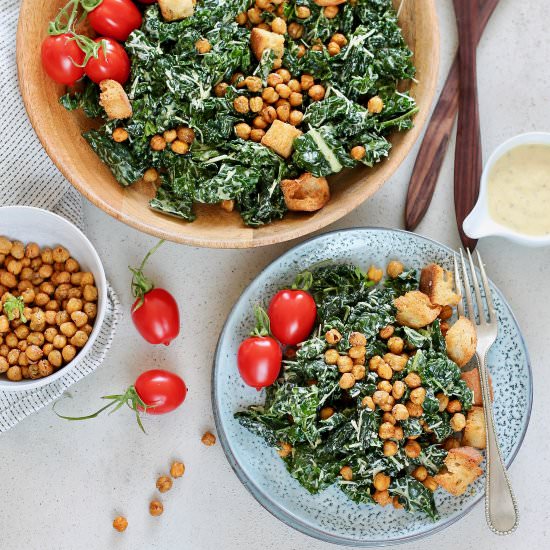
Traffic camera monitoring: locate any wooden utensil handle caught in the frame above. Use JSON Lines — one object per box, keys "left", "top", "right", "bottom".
{"left": 454, "top": 0, "right": 482, "bottom": 250}
{"left": 405, "top": 0, "right": 499, "bottom": 231}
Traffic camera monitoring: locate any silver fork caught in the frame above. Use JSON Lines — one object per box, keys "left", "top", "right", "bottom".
{"left": 453, "top": 249, "right": 519, "bottom": 535}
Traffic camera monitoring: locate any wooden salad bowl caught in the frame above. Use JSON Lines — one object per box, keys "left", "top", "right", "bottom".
{"left": 17, "top": 0, "right": 439, "bottom": 249}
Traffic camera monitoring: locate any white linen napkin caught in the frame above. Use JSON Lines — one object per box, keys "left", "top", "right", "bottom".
{"left": 0, "top": 0, "right": 121, "bottom": 432}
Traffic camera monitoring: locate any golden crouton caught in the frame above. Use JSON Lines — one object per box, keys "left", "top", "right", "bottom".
{"left": 445, "top": 316, "right": 477, "bottom": 367}
{"left": 99, "top": 80, "right": 132, "bottom": 120}
{"left": 261, "top": 119, "right": 302, "bottom": 158}
{"left": 462, "top": 406, "right": 486, "bottom": 449}
{"left": 434, "top": 446, "right": 483, "bottom": 496}
{"left": 250, "top": 28, "right": 285, "bottom": 62}
{"left": 419, "top": 263, "right": 461, "bottom": 307}
{"left": 280, "top": 173, "right": 330, "bottom": 212}
{"left": 158, "top": 0, "right": 195, "bottom": 22}
{"left": 394, "top": 291, "right": 441, "bottom": 329}
{"left": 461, "top": 368, "right": 493, "bottom": 406}
{"left": 313, "top": 0, "right": 347, "bottom": 5}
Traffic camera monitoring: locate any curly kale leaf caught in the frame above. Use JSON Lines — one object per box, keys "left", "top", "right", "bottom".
{"left": 384, "top": 268, "right": 418, "bottom": 294}
{"left": 149, "top": 182, "right": 196, "bottom": 222}
{"left": 415, "top": 444, "right": 447, "bottom": 476}
{"left": 59, "top": 82, "right": 103, "bottom": 118}
{"left": 84, "top": 130, "right": 145, "bottom": 187}
{"left": 292, "top": 125, "right": 356, "bottom": 177}
{"left": 390, "top": 476, "right": 439, "bottom": 521}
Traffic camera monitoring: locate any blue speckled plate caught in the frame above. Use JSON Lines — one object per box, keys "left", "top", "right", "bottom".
{"left": 212, "top": 228, "right": 532, "bottom": 546}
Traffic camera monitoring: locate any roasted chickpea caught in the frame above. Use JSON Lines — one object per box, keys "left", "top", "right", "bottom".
{"left": 150, "top": 135, "right": 166, "bottom": 151}
{"left": 377, "top": 362, "right": 393, "bottom": 380}
{"left": 350, "top": 145, "right": 366, "bottom": 161}
{"left": 262, "top": 87, "right": 279, "bottom": 104}
{"left": 71, "top": 311, "right": 88, "bottom": 328}
{"left": 6, "top": 365, "right": 22, "bottom": 381}
{"left": 379, "top": 422, "right": 395, "bottom": 440}
{"left": 382, "top": 412, "right": 396, "bottom": 425}
{"left": 170, "top": 461, "right": 185, "bottom": 478}
{"left": 70, "top": 331, "right": 88, "bottom": 348}
{"left": 436, "top": 392, "right": 449, "bottom": 412}
{"left": 352, "top": 364, "right": 366, "bottom": 381}
{"left": 14, "top": 324, "right": 29, "bottom": 340}
{"left": 369, "top": 355, "right": 384, "bottom": 372}
{"left": 156, "top": 476, "right": 173, "bottom": 493}
{"left": 339, "top": 372, "right": 355, "bottom": 389}
{"left": 308, "top": 84, "right": 325, "bottom": 101}
{"left": 267, "top": 73, "right": 283, "bottom": 88}
{"left": 324, "top": 349, "right": 339, "bottom": 365}
{"left": 278, "top": 442, "right": 293, "bottom": 458}
{"left": 405, "top": 401, "right": 423, "bottom": 418}
{"left": 392, "top": 403, "right": 409, "bottom": 421}
{"left": 300, "top": 74, "right": 314, "bottom": 91}
{"left": 327, "top": 41, "right": 340, "bottom": 56}
{"left": 60, "top": 322, "right": 77, "bottom": 338}
{"left": 271, "top": 17, "right": 287, "bottom": 34}
{"left": 275, "top": 103, "right": 289, "bottom": 122}
{"left": 339, "top": 465, "right": 353, "bottom": 481}
{"left": 250, "top": 129, "right": 266, "bottom": 142}
{"left": 41, "top": 248, "right": 53, "bottom": 264}
{"left": 404, "top": 440, "right": 422, "bottom": 458}
{"left": 412, "top": 466, "right": 428, "bottom": 482}
{"left": 163, "top": 129, "right": 177, "bottom": 144}
{"left": 361, "top": 395, "right": 375, "bottom": 410}
{"left": 450, "top": 412, "right": 466, "bottom": 431}
{"left": 319, "top": 406, "right": 335, "bottom": 420}
{"left": 261, "top": 105, "right": 277, "bottom": 123}
{"left": 374, "top": 472, "right": 391, "bottom": 491}
{"left": 368, "top": 95, "right": 384, "bottom": 113}
{"left": 331, "top": 33, "right": 347, "bottom": 47}
{"left": 149, "top": 500, "right": 164, "bottom": 517}
{"left": 446, "top": 399, "right": 462, "bottom": 413}
{"left": 56, "top": 311, "right": 70, "bottom": 325}
{"left": 11, "top": 242, "right": 25, "bottom": 260}
{"left": 404, "top": 372, "right": 422, "bottom": 388}
{"left": 288, "top": 22, "right": 303, "bottom": 39}
{"left": 289, "top": 110, "right": 304, "bottom": 126}
{"left": 112, "top": 516, "right": 128, "bottom": 532}
{"left": 383, "top": 440, "right": 398, "bottom": 457}
{"left": 201, "top": 431, "right": 216, "bottom": 446}
{"left": 7, "top": 349, "right": 20, "bottom": 365}
{"left": 234, "top": 122, "right": 252, "bottom": 140}
{"left": 325, "top": 328, "right": 342, "bottom": 344}
{"left": 410, "top": 387, "right": 426, "bottom": 405}
{"left": 249, "top": 97, "right": 264, "bottom": 113}
{"left": 214, "top": 82, "right": 228, "bottom": 97}
{"left": 387, "top": 260, "right": 404, "bottom": 278}
{"left": 324, "top": 5, "right": 339, "bottom": 18}
{"left": 5, "top": 333, "right": 18, "bottom": 348}
{"left": 337, "top": 355, "right": 353, "bottom": 373}
{"left": 373, "top": 489, "right": 392, "bottom": 506}
{"left": 143, "top": 169, "right": 159, "bottom": 184}
{"left": 296, "top": 5, "right": 311, "bottom": 18}
{"left": 0, "top": 356, "right": 8, "bottom": 373}
{"left": 0, "top": 237, "right": 12, "bottom": 255}
{"left": 379, "top": 325, "right": 395, "bottom": 339}
{"left": 444, "top": 437, "right": 461, "bottom": 451}
{"left": 171, "top": 140, "right": 189, "bottom": 155}
{"left": 83, "top": 302, "right": 97, "bottom": 320}
{"left": 48, "top": 350, "right": 63, "bottom": 368}
{"left": 7, "top": 259, "right": 22, "bottom": 276}
{"left": 112, "top": 128, "right": 128, "bottom": 142}
{"left": 377, "top": 380, "right": 392, "bottom": 393}
{"left": 387, "top": 337, "right": 404, "bottom": 355}
{"left": 367, "top": 265, "right": 383, "bottom": 283}
{"left": 0, "top": 315, "right": 9, "bottom": 333}
{"left": 29, "top": 310, "right": 46, "bottom": 331}
{"left": 83, "top": 285, "right": 98, "bottom": 302}
{"left": 176, "top": 127, "right": 196, "bottom": 144}
{"left": 195, "top": 39, "right": 211, "bottom": 54}
{"left": 233, "top": 96, "right": 250, "bottom": 114}
{"left": 0, "top": 271, "right": 16, "bottom": 288}
{"left": 62, "top": 345, "right": 77, "bottom": 363}
{"left": 423, "top": 476, "right": 438, "bottom": 492}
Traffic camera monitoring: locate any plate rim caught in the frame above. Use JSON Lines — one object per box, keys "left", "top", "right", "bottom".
{"left": 212, "top": 227, "right": 533, "bottom": 546}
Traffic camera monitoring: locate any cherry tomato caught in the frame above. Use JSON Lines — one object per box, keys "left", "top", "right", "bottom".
{"left": 238, "top": 336, "right": 282, "bottom": 390}
{"left": 41, "top": 33, "right": 85, "bottom": 85}
{"left": 267, "top": 289, "right": 317, "bottom": 346}
{"left": 135, "top": 369, "right": 187, "bottom": 415}
{"left": 87, "top": 0, "right": 143, "bottom": 42}
{"left": 85, "top": 37, "right": 130, "bottom": 84}
{"left": 132, "top": 288, "right": 180, "bottom": 345}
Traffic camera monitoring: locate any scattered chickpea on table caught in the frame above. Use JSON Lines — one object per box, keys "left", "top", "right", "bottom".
{"left": 0, "top": 237, "right": 98, "bottom": 382}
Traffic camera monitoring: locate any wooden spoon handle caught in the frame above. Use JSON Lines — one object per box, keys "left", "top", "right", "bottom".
{"left": 454, "top": 0, "right": 482, "bottom": 250}
{"left": 405, "top": 0, "right": 500, "bottom": 232}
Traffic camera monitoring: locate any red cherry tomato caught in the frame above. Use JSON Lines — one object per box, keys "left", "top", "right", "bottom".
{"left": 41, "top": 33, "right": 85, "bottom": 85}
{"left": 267, "top": 289, "right": 317, "bottom": 346}
{"left": 131, "top": 288, "right": 180, "bottom": 345}
{"left": 238, "top": 336, "right": 282, "bottom": 390}
{"left": 85, "top": 37, "right": 130, "bottom": 84}
{"left": 87, "top": 0, "right": 142, "bottom": 42}
{"left": 135, "top": 369, "right": 187, "bottom": 415}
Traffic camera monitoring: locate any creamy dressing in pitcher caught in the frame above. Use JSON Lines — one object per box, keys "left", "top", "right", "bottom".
{"left": 487, "top": 143, "right": 550, "bottom": 235}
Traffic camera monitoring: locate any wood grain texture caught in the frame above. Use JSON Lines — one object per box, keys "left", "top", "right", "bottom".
{"left": 453, "top": 0, "right": 481, "bottom": 250}
{"left": 405, "top": 0, "right": 500, "bottom": 232}
{"left": 17, "top": 0, "right": 439, "bottom": 249}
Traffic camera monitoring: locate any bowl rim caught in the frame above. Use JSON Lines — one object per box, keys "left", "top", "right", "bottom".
{"left": 0, "top": 205, "right": 108, "bottom": 392}
{"left": 211, "top": 227, "right": 533, "bottom": 546}
{"left": 16, "top": 0, "right": 440, "bottom": 249}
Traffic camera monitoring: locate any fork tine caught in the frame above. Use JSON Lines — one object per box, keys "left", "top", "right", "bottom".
{"left": 466, "top": 248, "right": 487, "bottom": 325}
{"left": 459, "top": 249, "right": 475, "bottom": 323}
{"left": 476, "top": 249, "right": 496, "bottom": 322}
{"left": 453, "top": 254, "right": 465, "bottom": 318}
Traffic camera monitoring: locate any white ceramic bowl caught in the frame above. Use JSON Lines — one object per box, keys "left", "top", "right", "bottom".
{"left": 463, "top": 131, "right": 550, "bottom": 247}
{"left": 0, "top": 206, "right": 107, "bottom": 391}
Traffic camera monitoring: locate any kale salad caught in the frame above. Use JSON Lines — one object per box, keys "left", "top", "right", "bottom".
{"left": 61, "top": 0, "right": 417, "bottom": 227}
{"left": 236, "top": 261, "right": 485, "bottom": 520}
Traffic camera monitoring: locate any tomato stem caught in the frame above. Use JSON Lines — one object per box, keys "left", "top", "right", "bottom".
{"left": 48, "top": 0, "right": 82, "bottom": 35}
{"left": 80, "top": 0, "right": 104, "bottom": 12}
{"left": 251, "top": 305, "right": 271, "bottom": 337}
{"left": 129, "top": 239, "right": 165, "bottom": 312}
{"left": 53, "top": 386, "right": 153, "bottom": 433}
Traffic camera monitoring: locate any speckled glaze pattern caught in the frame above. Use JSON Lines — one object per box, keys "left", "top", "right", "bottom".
{"left": 212, "top": 228, "right": 532, "bottom": 546}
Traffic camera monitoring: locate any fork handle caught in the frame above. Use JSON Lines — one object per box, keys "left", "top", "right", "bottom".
{"left": 478, "top": 351, "right": 519, "bottom": 534}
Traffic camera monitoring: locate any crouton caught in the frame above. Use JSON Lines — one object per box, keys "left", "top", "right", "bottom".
{"left": 158, "top": 0, "right": 195, "bottom": 22}
{"left": 394, "top": 291, "right": 441, "bottom": 329}
{"left": 434, "top": 446, "right": 483, "bottom": 496}
{"left": 261, "top": 119, "right": 302, "bottom": 158}
{"left": 250, "top": 28, "right": 285, "bottom": 62}
{"left": 462, "top": 406, "right": 486, "bottom": 449}
{"left": 461, "top": 368, "right": 494, "bottom": 406}
{"left": 280, "top": 173, "right": 330, "bottom": 212}
{"left": 419, "top": 263, "right": 461, "bottom": 307}
{"left": 313, "top": 0, "right": 347, "bottom": 5}
{"left": 99, "top": 80, "right": 132, "bottom": 120}
{"left": 445, "top": 316, "right": 477, "bottom": 367}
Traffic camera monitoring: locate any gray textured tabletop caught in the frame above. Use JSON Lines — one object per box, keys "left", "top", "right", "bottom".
{"left": 1, "top": 1, "right": 549, "bottom": 549}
